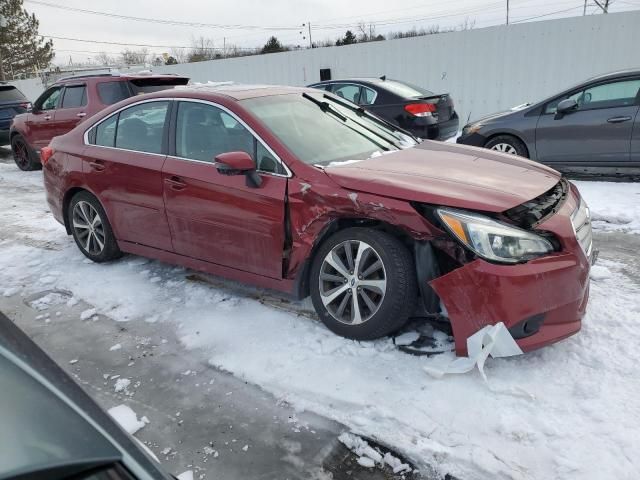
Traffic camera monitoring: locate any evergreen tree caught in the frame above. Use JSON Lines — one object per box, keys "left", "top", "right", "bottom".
{"left": 342, "top": 30, "right": 357, "bottom": 45}
{"left": 261, "top": 36, "right": 286, "bottom": 54}
{"left": 0, "top": 0, "right": 54, "bottom": 80}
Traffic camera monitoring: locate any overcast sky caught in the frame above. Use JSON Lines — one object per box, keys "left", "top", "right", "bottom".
{"left": 21, "top": 0, "right": 639, "bottom": 65}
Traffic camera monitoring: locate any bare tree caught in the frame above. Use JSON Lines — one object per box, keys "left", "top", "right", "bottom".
{"left": 170, "top": 47, "right": 187, "bottom": 64}
{"left": 94, "top": 51, "right": 114, "bottom": 66}
{"left": 120, "top": 48, "right": 149, "bottom": 65}
{"left": 187, "top": 36, "right": 217, "bottom": 62}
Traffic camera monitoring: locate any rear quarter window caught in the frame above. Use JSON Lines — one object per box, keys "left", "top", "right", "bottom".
{"left": 97, "top": 81, "right": 131, "bottom": 105}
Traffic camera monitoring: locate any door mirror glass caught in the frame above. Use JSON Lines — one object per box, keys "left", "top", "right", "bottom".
{"left": 556, "top": 98, "right": 578, "bottom": 114}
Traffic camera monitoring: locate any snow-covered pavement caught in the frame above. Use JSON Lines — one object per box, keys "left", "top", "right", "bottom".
{"left": 1, "top": 155, "right": 639, "bottom": 480}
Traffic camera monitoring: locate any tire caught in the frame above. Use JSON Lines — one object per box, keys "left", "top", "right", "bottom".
{"left": 310, "top": 227, "right": 417, "bottom": 340}
{"left": 11, "top": 134, "right": 41, "bottom": 171}
{"left": 68, "top": 191, "right": 122, "bottom": 263}
{"left": 485, "top": 135, "right": 529, "bottom": 158}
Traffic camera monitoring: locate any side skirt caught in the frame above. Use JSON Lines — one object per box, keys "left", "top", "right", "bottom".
{"left": 119, "top": 240, "right": 295, "bottom": 295}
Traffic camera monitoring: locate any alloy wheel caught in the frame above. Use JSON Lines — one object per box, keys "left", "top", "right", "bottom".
{"left": 72, "top": 201, "right": 106, "bottom": 255}
{"left": 319, "top": 240, "right": 387, "bottom": 325}
{"left": 490, "top": 143, "right": 518, "bottom": 155}
{"left": 13, "top": 141, "right": 30, "bottom": 169}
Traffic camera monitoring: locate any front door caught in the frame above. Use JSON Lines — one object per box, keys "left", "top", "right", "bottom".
{"left": 82, "top": 100, "right": 173, "bottom": 251}
{"left": 535, "top": 77, "right": 640, "bottom": 168}
{"left": 27, "top": 86, "right": 62, "bottom": 150}
{"left": 162, "top": 100, "right": 287, "bottom": 279}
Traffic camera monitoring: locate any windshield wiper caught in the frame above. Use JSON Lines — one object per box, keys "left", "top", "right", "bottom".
{"left": 323, "top": 94, "right": 420, "bottom": 144}
{"left": 302, "top": 92, "right": 347, "bottom": 121}
{"left": 302, "top": 92, "right": 390, "bottom": 151}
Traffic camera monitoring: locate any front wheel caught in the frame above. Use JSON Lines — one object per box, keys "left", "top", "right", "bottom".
{"left": 68, "top": 191, "right": 122, "bottom": 263}
{"left": 310, "top": 228, "right": 417, "bottom": 340}
{"left": 485, "top": 135, "right": 529, "bottom": 158}
{"left": 11, "top": 134, "right": 41, "bottom": 171}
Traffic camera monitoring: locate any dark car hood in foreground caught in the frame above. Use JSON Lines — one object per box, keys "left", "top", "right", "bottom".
{"left": 324, "top": 141, "right": 560, "bottom": 212}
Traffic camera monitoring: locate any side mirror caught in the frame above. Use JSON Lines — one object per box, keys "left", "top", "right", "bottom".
{"left": 555, "top": 98, "right": 578, "bottom": 118}
{"left": 214, "top": 151, "right": 262, "bottom": 188}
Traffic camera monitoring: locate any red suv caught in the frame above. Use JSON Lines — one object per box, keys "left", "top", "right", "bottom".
{"left": 10, "top": 72, "right": 188, "bottom": 170}
{"left": 42, "top": 85, "right": 594, "bottom": 356}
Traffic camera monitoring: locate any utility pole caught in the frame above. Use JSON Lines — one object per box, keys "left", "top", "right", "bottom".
{"left": 594, "top": 0, "right": 611, "bottom": 13}
{"left": 506, "top": 0, "right": 510, "bottom": 25}
{"left": 0, "top": 14, "right": 6, "bottom": 81}
{"left": 307, "top": 21, "right": 313, "bottom": 48}
{"left": 223, "top": 37, "right": 226, "bottom": 58}
{"left": 583, "top": 0, "right": 588, "bottom": 15}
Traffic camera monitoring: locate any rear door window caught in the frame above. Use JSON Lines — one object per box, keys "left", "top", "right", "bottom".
{"left": 97, "top": 81, "right": 131, "bottom": 105}
{"left": 95, "top": 114, "right": 117, "bottom": 147}
{"left": 61, "top": 85, "right": 87, "bottom": 108}
{"left": 115, "top": 101, "right": 169, "bottom": 154}
{"left": 332, "top": 84, "right": 361, "bottom": 104}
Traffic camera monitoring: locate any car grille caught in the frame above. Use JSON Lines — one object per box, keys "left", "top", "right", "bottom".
{"left": 571, "top": 197, "right": 593, "bottom": 258}
{"left": 503, "top": 179, "right": 568, "bottom": 228}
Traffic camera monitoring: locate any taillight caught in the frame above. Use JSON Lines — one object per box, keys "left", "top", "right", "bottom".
{"left": 40, "top": 146, "right": 54, "bottom": 165}
{"left": 404, "top": 103, "right": 437, "bottom": 117}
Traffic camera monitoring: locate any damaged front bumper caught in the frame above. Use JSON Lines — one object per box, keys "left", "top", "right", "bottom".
{"left": 429, "top": 184, "right": 592, "bottom": 356}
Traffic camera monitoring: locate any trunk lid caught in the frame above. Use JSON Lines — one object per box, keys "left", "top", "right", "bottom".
{"left": 323, "top": 141, "right": 560, "bottom": 212}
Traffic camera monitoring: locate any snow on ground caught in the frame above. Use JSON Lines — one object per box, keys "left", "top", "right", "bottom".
{"left": 1, "top": 163, "right": 640, "bottom": 479}
{"left": 573, "top": 180, "right": 640, "bottom": 234}
{"left": 108, "top": 404, "right": 148, "bottom": 435}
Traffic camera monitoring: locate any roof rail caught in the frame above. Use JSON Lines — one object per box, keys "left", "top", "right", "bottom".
{"left": 56, "top": 72, "right": 120, "bottom": 83}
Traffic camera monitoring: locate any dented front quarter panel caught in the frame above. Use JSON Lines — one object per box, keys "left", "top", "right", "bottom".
{"left": 285, "top": 171, "right": 440, "bottom": 279}
{"left": 430, "top": 186, "right": 591, "bottom": 356}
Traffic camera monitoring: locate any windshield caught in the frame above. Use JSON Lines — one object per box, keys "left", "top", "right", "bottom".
{"left": 241, "top": 92, "right": 417, "bottom": 166}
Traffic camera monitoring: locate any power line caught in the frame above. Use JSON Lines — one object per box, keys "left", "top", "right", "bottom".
{"left": 24, "top": 0, "right": 299, "bottom": 31}
{"left": 40, "top": 34, "right": 256, "bottom": 51}
{"left": 512, "top": 5, "right": 584, "bottom": 23}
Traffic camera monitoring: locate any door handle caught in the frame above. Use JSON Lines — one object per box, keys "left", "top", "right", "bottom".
{"left": 165, "top": 176, "right": 186, "bottom": 190}
{"left": 44, "top": 115, "right": 51, "bottom": 121}
{"left": 607, "top": 116, "right": 632, "bottom": 123}
{"left": 76, "top": 112, "right": 87, "bottom": 118}
{"left": 88, "top": 160, "right": 105, "bottom": 172}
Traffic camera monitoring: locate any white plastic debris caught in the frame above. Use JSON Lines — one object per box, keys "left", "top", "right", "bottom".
{"left": 424, "top": 322, "right": 523, "bottom": 380}
{"left": 177, "top": 471, "right": 194, "bottom": 480}
{"left": 393, "top": 331, "right": 421, "bottom": 346}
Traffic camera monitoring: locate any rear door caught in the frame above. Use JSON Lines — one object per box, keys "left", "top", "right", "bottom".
{"left": 50, "top": 83, "right": 88, "bottom": 139}
{"left": 535, "top": 77, "right": 640, "bottom": 167}
{"left": 27, "top": 86, "right": 62, "bottom": 149}
{"left": 162, "top": 100, "right": 287, "bottom": 279}
{"left": 83, "top": 100, "right": 173, "bottom": 251}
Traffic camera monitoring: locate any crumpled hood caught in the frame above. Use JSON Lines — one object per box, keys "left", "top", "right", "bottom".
{"left": 323, "top": 141, "right": 560, "bottom": 212}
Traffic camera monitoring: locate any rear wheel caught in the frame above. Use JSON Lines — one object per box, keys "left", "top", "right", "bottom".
{"left": 11, "top": 134, "right": 41, "bottom": 171}
{"left": 485, "top": 135, "right": 528, "bottom": 158}
{"left": 310, "top": 228, "right": 417, "bottom": 340}
{"left": 68, "top": 191, "right": 122, "bottom": 263}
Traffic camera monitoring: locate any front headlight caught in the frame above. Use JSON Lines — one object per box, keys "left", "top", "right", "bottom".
{"left": 462, "top": 123, "right": 483, "bottom": 136}
{"left": 437, "top": 208, "right": 554, "bottom": 264}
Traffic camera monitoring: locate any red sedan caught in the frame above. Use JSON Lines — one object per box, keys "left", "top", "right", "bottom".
{"left": 42, "top": 85, "right": 594, "bottom": 356}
